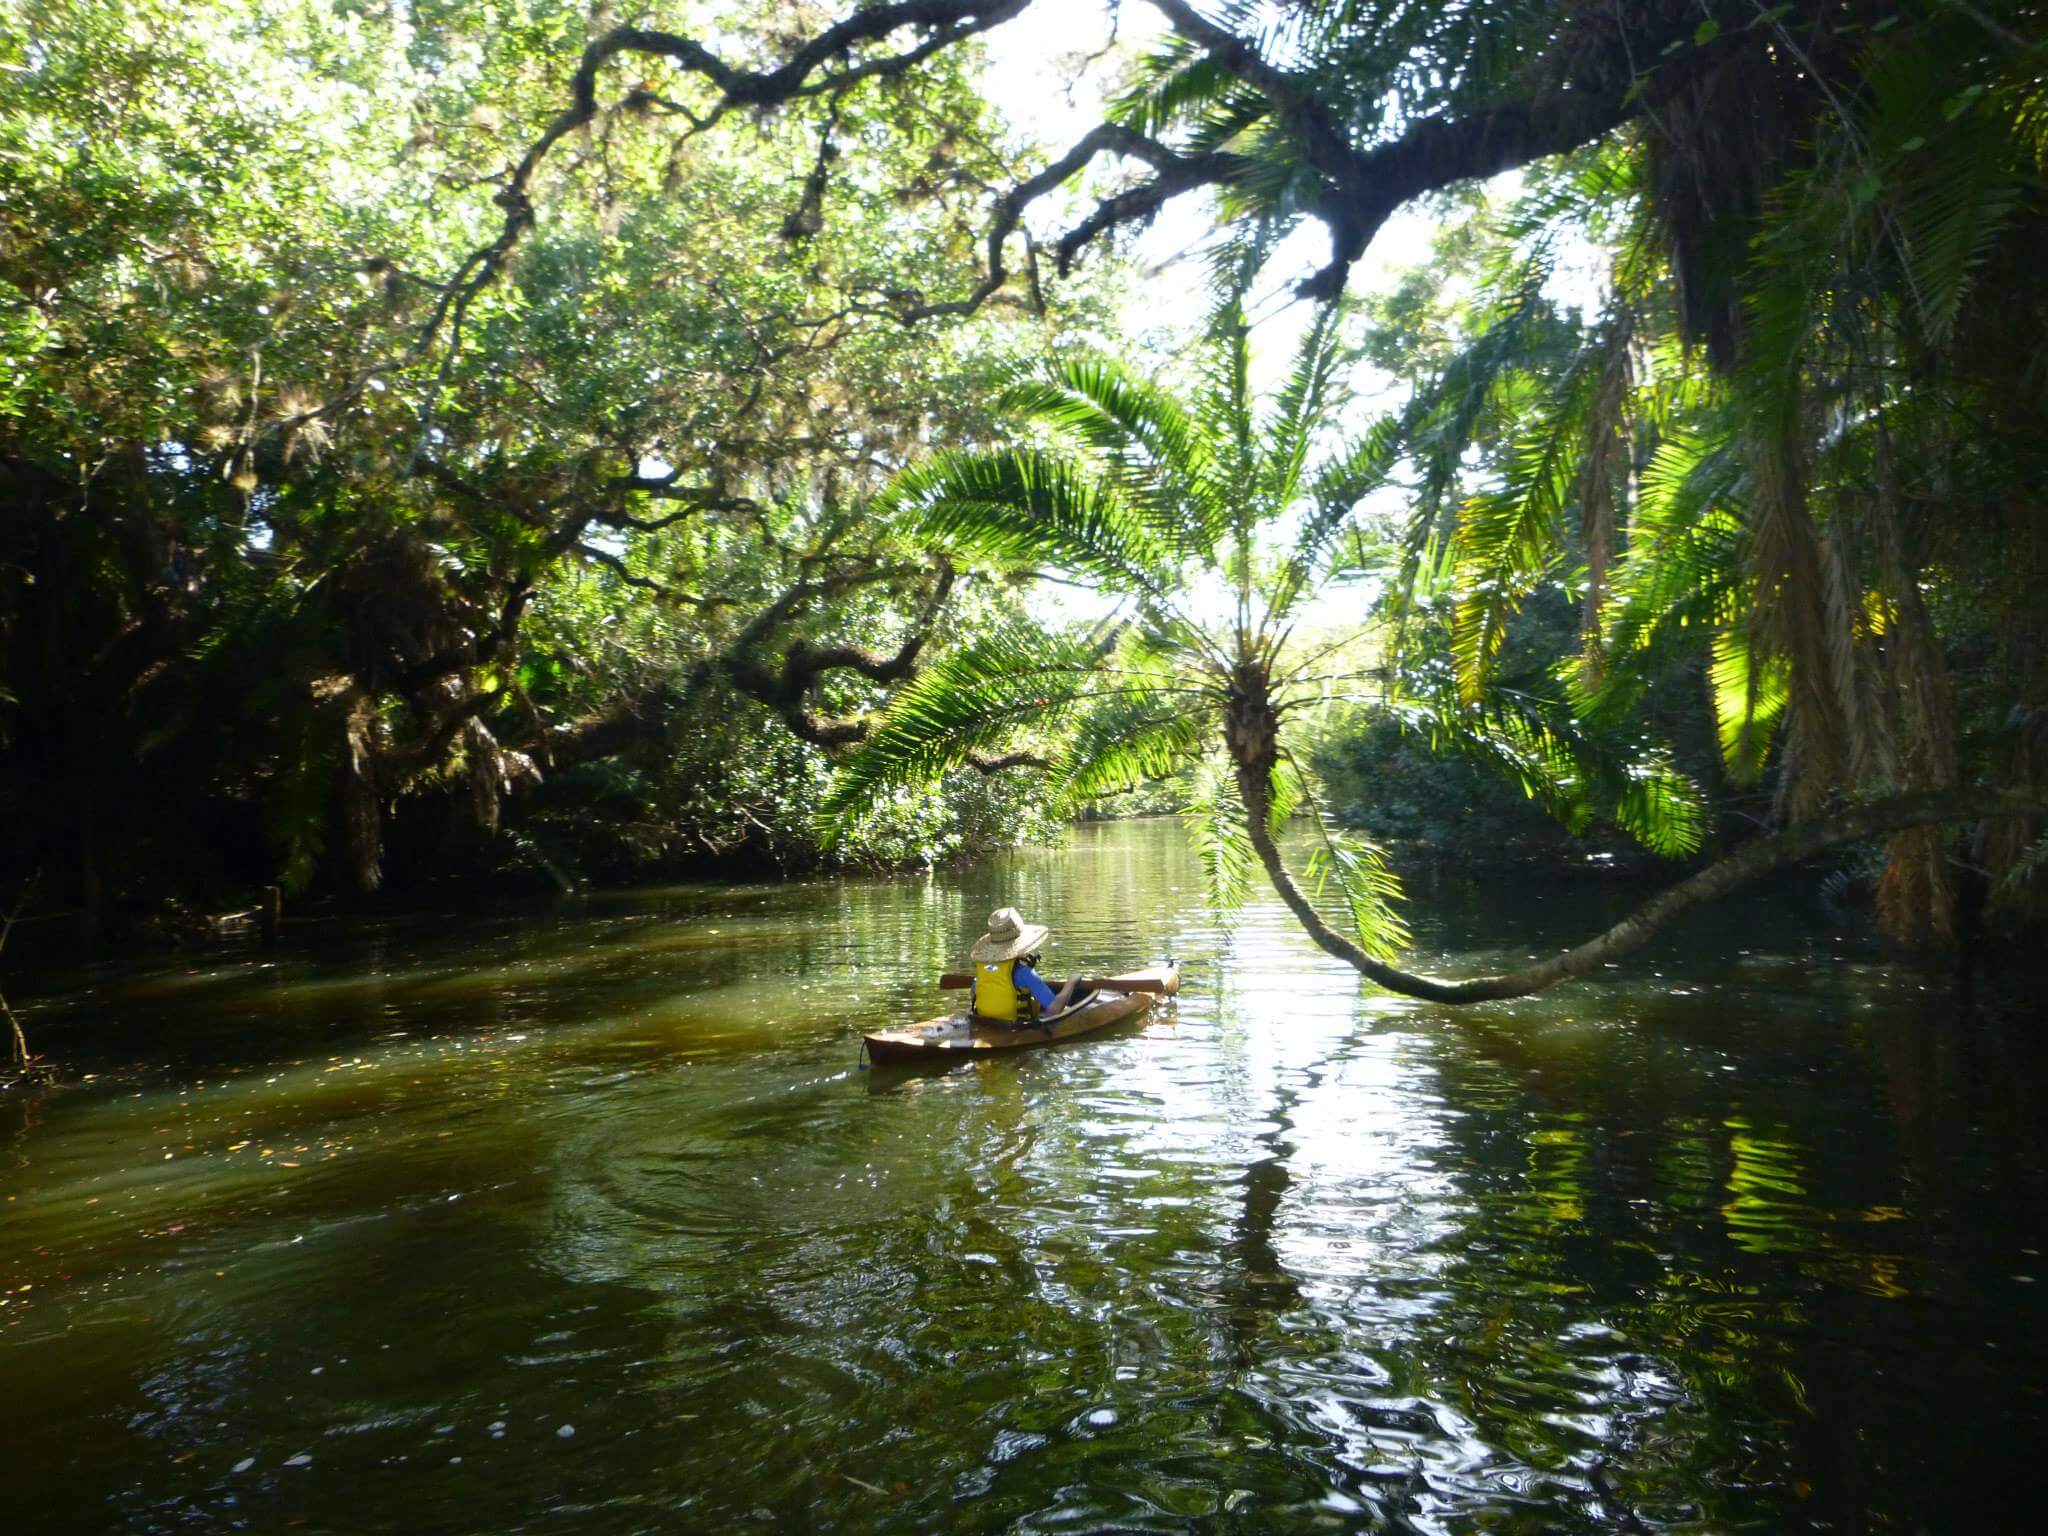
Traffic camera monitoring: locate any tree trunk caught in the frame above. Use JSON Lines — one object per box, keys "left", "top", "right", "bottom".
{"left": 1234, "top": 766, "right": 2048, "bottom": 1004}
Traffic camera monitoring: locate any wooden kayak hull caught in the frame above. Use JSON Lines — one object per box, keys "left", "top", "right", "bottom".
{"left": 863, "top": 964, "right": 1177, "bottom": 1065}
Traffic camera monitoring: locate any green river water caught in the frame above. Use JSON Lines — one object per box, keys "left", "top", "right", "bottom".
{"left": 3, "top": 819, "right": 2044, "bottom": 1533}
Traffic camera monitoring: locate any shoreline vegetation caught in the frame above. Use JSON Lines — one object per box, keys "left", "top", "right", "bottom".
{"left": 0, "top": 801, "right": 1995, "bottom": 968}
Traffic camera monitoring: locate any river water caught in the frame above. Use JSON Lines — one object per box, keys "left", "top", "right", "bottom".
{"left": 2, "top": 820, "right": 2044, "bottom": 1533}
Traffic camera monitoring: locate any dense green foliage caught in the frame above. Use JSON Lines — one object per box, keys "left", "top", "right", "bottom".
{"left": 1367, "top": 21, "right": 2048, "bottom": 945}
{"left": 1106, "top": 0, "right": 2048, "bottom": 951}
{"left": 4, "top": 0, "right": 2044, "bottom": 979}
{"left": 0, "top": 0, "right": 1100, "bottom": 934}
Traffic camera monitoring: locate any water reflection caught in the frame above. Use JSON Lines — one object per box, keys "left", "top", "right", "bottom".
{"left": 2, "top": 822, "right": 2045, "bottom": 1532}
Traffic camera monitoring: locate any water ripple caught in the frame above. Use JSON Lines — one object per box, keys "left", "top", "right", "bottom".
{"left": 4, "top": 823, "right": 2046, "bottom": 1533}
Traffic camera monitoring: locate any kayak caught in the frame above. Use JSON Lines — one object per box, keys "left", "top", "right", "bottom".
{"left": 862, "top": 963, "right": 1180, "bottom": 1066}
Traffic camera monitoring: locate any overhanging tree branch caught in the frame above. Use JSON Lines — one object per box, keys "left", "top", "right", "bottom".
{"left": 271, "top": 2, "right": 1036, "bottom": 442}
{"left": 901, "top": 122, "right": 1247, "bottom": 317}
{"left": 1137, "top": 0, "right": 1742, "bottom": 299}
{"left": 1240, "top": 778, "right": 2048, "bottom": 1003}
{"left": 300, "top": 0, "right": 1783, "bottom": 433}
{"left": 724, "top": 560, "right": 956, "bottom": 744}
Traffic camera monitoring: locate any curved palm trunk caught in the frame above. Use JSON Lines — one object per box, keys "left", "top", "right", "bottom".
{"left": 1235, "top": 762, "right": 2048, "bottom": 1004}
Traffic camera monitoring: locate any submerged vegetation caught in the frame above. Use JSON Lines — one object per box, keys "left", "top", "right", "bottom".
{"left": 4, "top": 0, "right": 2046, "bottom": 988}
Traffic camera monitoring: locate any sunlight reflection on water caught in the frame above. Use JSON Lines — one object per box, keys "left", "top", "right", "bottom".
{"left": 2, "top": 821, "right": 2045, "bottom": 1533}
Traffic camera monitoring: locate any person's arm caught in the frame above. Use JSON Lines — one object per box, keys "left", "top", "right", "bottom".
{"left": 1012, "top": 961, "right": 1057, "bottom": 1014}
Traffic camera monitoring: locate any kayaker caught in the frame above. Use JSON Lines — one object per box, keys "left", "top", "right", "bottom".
{"left": 970, "top": 907, "right": 1083, "bottom": 1025}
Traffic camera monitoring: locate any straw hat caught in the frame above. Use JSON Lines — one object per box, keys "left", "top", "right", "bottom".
{"left": 970, "top": 906, "right": 1049, "bottom": 964}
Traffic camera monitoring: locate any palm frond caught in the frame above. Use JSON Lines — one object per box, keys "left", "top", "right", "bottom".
{"left": 1860, "top": 33, "right": 2026, "bottom": 344}
{"left": 1407, "top": 680, "right": 1707, "bottom": 858}
{"left": 1262, "top": 409, "right": 1405, "bottom": 641}
{"left": 1577, "top": 426, "right": 1747, "bottom": 727}
{"left": 876, "top": 447, "right": 1172, "bottom": 596}
{"left": 1051, "top": 695, "right": 1213, "bottom": 808}
{"left": 1303, "top": 834, "right": 1413, "bottom": 961}
{"left": 1709, "top": 625, "right": 1790, "bottom": 784}
{"left": 1388, "top": 276, "right": 1569, "bottom": 622}
{"left": 1609, "top": 754, "right": 1710, "bottom": 859}
{"left": 1184, "top": 764, "right": 1254, "bottom": 917}
{"left": 1257, "top": 301, "right": 1346, "bottom": 514}
{"left": 1446, "top": 440, "right": 1572, "bottom": 703}
{"left": 1446, "top": 318, "right": 1630, "bottom": 703}
{"left": 817, "top": 623, "right": 1095, "bottom": 838}
{"left": 1198, "top": 299, "right": 1257, "bottom": 506}
{"left": 1265, "top": 752, "right": 1305, "bottom": 835}
{"left": 1110, "top": 35, "right": 1264, "bottom": 138}
{"left": 998, "top": 358, "right": 1226, "bottom": 559}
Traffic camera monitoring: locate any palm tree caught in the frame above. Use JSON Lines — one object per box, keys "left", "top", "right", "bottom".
{"left": 1109, "top": 0, "right": 2048, "bottom": 957}
{"left": 1370, "top": 10, "right": 2048, "bottom": 950}
{"left": 823, "top": 302, "right": 2048, "bottom": 1000}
